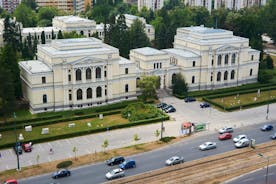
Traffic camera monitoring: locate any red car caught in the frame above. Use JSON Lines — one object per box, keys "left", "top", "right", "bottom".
{"left": 22, "top": 143, "right": 32, "bottom": 152}
{"left": 218, "top": 133, "right": 232, "bottom": 140}
{"left": 3, "top": 179, "right": 18, "bottom": 184}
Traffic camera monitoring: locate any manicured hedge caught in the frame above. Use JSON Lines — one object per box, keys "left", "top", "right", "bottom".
{"left": 0, "top": 115, "right": 170, "bottom": 149}
{"left": 0, "top": 110, "right": 122, "bottom": 132}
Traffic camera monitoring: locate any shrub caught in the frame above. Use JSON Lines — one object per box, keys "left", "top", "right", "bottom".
{"left": 160, "top": 136, "right": 176, "bottom": 143}
{"left": 56, "top": 160, "right": 73, "bottom": 168}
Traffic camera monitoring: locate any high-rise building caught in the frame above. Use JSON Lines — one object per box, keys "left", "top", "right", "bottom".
{"left": 35, "top": 0, "right": 88, "bottom": 13}
{"left": 138, "top": 0, "right": 164, "bottom": 11}
{"left": 1, "top": 0, "right": 21, "bottom": 13}
{"left": 184, "top": 0, "right": 267, "bottom": 11}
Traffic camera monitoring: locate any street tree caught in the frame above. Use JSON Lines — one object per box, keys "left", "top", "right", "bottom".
{"left": 3, "top": 16, "right": 21, "bottom": 51}
{"left": 154, "top": 129, "right": 160, "bottom": 140}
{"left": 102, "top": 139, "right": 109, "bottom": 153}
{"left": 72, "top": 146, "right": 78, "bottom": 160}
{"left": 129, "top": 19, "right": 150, "bottom": 49}
{"left": 172, "top": 73, "right": 188, "bottom": 97}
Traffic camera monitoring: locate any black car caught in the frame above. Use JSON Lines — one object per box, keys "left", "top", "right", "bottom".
{"left": 13, "top": 142, "right": 22, "bottom": 155}
{"left": 52, "top": 169, "right": 71, "bottom": 179}
{"left": 184, "top": 97, "right": 196, "bottom": 103}
{"left": 156, "top": 103, "right": 167, "bottom": 109}
{"left": 163, "top": 105, "right": 173, "bottom": 111}
{"left": 200, "top": 102, "right": 210, "bottom": 108}
{"left": 165, "top": 107, "right": 176, "bottom": 113}
{"left": 106, "top": 156, "right": 125, "bottom": 166}
{"left": 261, "top": 124, "right": 273, "bottom": 131}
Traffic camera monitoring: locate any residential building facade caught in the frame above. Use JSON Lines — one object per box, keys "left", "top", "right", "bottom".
{"left": 138, "top": 0, "right": 164, "bottom": 11}
{"left": 35, "top": 0, "right": 88, "bottom": 13}
{"left": 19, "top": 26, "right": 260, "bottom": 113}
{"left": 0, "top": 0, "right": 21, "bottom": 13}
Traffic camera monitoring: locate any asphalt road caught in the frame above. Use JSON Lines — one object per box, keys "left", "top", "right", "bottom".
{"left": 227, "top": 165, "right": 276, "bottom": 184}
{"left": 19, "top": 121, "right": 276, "bottom": 184}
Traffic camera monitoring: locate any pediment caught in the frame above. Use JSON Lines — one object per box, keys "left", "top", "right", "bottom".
{"left": 216, "top": 45, "right": 239, "bottom": 52}
{"left": 68, "top": 56, "right": 107, "bottom": 66}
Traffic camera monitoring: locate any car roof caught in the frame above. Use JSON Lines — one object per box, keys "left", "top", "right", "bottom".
{"left": 112, "top": 168, "right": 123, "bottom": 172}
{"left": 171, "top": 156, "right": 179, "bottom": 159}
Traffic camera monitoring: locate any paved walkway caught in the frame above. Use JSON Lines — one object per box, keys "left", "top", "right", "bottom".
{"left": 0, "top": 96, "right": 275, "bottom": 172}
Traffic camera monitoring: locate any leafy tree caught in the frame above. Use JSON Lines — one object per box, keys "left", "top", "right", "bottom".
{"left": 133, "top": 134, "right": 140, "bottom": 142}
{"left": 163, "top": 0, "right": 183, "bottom": 10}
{"left": 190, "top": 7, "right": 211, "bottom": 26}
{"left": 0, "top": 48, "right": 16, "bottom": 121}
{"left": 57, "top": 30, "right": 63, "bottom": 39}
{"left": 262, "top": 0, "right": 276, "bottom": 43}
{"left": 13, "top": 4, "right": 37, "bottom": 27}
{"left": 91, "top": 32, "right": 100, "bottom": 39}
{"left": 3, "top": 16, "right": 21, "bottom": 51}
{"left": 172, "top": 73, "right": 188, "bottom": 97}
{"left": 258, "top": 70, "right": 273, "bottom": 84}
{"left": 63, "top": 31, "right": 86, "bottom": 39}
{"left": 154, "top": 129, "right": 160, "bottom": 140}
{"left": 33, "top": 33, "right": 38, "bottom": 57}
{"left": 129, "top": 19, "right": 150, "bottom": 49}
{"left": 37, "top": 7, "right": 58, "bottom": 26}
{"left": 138, "top": 76, "right": 160, "bottom": 101}
{"left": 21, "top": 0, "right": 37, "bottom": 10}
{"left": 72, "top": 146, "right": 78, "bottom": 160}
{"left": 41, "top": 31, "right": 46, "bottom": 44}
{"left": 0, "top": 45, "right": 21, "bottom": 98}
{"left": 51, "top": 29, "right": 56, "bottom": 40}
{"left": 265, "top": 55, "right": 274, "bottom": 69}
{"left": 102, "top": 139, "right": 109, "bottom": 152}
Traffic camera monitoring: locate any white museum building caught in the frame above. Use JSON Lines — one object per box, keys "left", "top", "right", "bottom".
{"left": 19, "top": 26, "right": 260, "bottom": 113}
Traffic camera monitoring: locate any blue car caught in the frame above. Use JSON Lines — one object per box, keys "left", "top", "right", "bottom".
{"left": 52, "top": 169, "right": 71, "bottom": 179}
{"left": 200, "top": 102, "right": 210, "bottom": 108}
{"left": 119, "top": 159, "right": 136, "bottom": 169}
{"left": 261, "top": 124, "right": 273, "bottom": 131}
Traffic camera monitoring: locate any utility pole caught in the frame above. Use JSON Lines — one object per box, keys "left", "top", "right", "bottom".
{"left": 14, "top": 112, "right": 20, "bottom": 171}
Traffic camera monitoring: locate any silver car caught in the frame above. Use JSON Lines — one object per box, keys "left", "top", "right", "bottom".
{"left": 233, "top": 135, "right": 247, "bottom": 143}
{"left": 105, "top": 168, "right": 125, "bottom": 180}
{"left": 199, "top": 142, "right": 217, "bottom": 151}
{"left": 235, "top": 138, "right": 250, "bottom": 148}
{"left": 165, "top": 156, "right": 184, "bottom": 166}
{"left": 219, "top": 127, "right": 234, "bottom": 134}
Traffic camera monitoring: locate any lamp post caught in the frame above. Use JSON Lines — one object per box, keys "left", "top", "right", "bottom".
{"left": 266, "top": 90, "right": 271, "bottom": 120}
{"left": 14, "top": 112, "right": 20, "bottom": 171}
{"left": 258, "top": 153, "right": 269, "bottom": 184}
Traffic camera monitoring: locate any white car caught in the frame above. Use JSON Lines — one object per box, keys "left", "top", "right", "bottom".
{"left": 219, "top": 127, "right": 234, "bottom": 134}
{"left": 105, "top": 168, "right": 125, "bottom": 180}
{"left": 199, "top": 142, "right": 217, "bottom": 151}
{"left": 165, "top": 156, "right": 184, "bottom": 166}
{"left": 235, "top": 138, "right": 250, "bottom": 148}
{"left": 233, "top": 135, "right": 247, "bottom": 143}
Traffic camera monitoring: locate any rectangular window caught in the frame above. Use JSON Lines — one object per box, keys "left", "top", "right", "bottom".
{"left": 68, "top": 74, "right": 71, "bottom": 82}
{"left": 125, "top": 68, "right": 128, "bottom": 74}
{"left": 105, "top": 89, "right": 107, "bottom": 95}
{"left": 211, "top": 59, "right": 214, "bottom": 66}
{"left": 104, "top": 71, "right": 107, "bottom": 77}
{"left": 160, "top": 63, "right": 162, "bottom": 68}
{"left": 193, "top": 61, "right": 196, "bottom": 67}
{"left": 69, "top": 94, "right": 72, "bottom": 101}
{"left": 42, "top": 77, "right": 46, "bottom": 84}
{"left": 251, "top": 55, "right": 254, "bottom": 60}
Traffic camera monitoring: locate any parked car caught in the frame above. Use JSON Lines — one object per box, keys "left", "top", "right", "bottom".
{"left": 3, "top": 179, "right": 18, "bottom": 184}
{"left": 199, "top": 142, "right": 216, "bottom": 151}
{"left": 219, "top": 127, "right": 234, "bottom": 134}
{"left": 184, "top": 97, "right": 196, "bottom": 103}
{"left": 161, "top": 104, "right": 171, "bottom": 110}
{"left": 13, "top": 142, "right": 22, "bottom": 155}
{"left": 119, "top": 159, "right": 136, "bottom": 169}
{"left": 233, "top": 135, "right": 248, "bottom": 143}
{"left": 270, "top": 132, "right": 276, "bottom": 140}
{"left": 106, "top": 156, "right": 125, "bottom": 166}
{"left": 200, "top": 102, "right": 210, "bottom": 108}
{"left": 22, "top": 143, "right": 32, "bottom": 152}
{"left": 165, "top": 107, "right": 176, "bottom": 113}
{"left": 165, "top": 156, "right": 184, "bottom": 166}
{"left": 52, "top": 169, "right": 71, "bottom": 179}
{"left": 105, "top": 168, "right": 125, "bottom": 180}
{"left": 261, "top": 124, "right": 273, "bottom": 131}
{"left": 163, "top": 105, "right": 173, "bottom": 111}
{"left": 235, "top": 138, "right": 250, "bottom": 148}
{"left": 218, "top": 133, "right": 232, "bottom": 140}
{"left": 156, "top": 103, "right": 167, "bottom": 109}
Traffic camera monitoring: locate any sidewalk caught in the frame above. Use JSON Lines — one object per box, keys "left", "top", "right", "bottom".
{"left": 0, "top": 97, "right": 275, "bottom": 172}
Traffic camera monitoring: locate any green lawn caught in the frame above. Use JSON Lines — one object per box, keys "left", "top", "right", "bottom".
{"left": 0, "top": 114, "right": 128, "bottom": 146}
{"left": 211, "top": 90, "right": 276, "bottom": 108}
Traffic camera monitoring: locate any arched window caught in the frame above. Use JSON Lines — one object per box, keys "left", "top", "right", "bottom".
{"left": 231, "top": 54, "right": 236, "bottom": 64}
{"left": 136, "top": 77, "right": 140, "bottom": 88}
{"left": 192, "top": 76, "right": 195, "bottom": 84}
{"left": 76, "top": 69, "right": 82, "bottom": 81}
{"left": 172, "top": 73, "right": 177, "bottom": 85}
{"left": 231, "top": 70, "right": 235, "bottom": 79}
{"left": 125, "top": 84, "right": 129, "bottom": 92}
{"left": 77, "top": 89, "right": 82, "bottom": 100}
{"left": 218, "top": 55, "right": 222, "bottom": 66}
{"left": 43, "top": 94, "right": 47, "bottom": 103}
{"left": 225, "top": 55, "right": 229, "bottom": 65}
{"left": 224, "top": 71, "right": 228, "bottom": 80}
{"left": 87, "top": 88, "right": 92, "bottom": 99}
{"left": 86, "top": 68, "right": 91, "bottom": 80}
{"left": 96, "top": 86, "right": 102, "bottom": 97}
{"left": 250, "top": 69, "right": 253, "bottom": 76}
{"left": 96, "top": 67, "right": 101, "bottom": 79}
{"left": 217, "top": 72, "right": 221, "bottom": 81}
{"left": 80, "top": 30, "right": 84, "bottom": 35}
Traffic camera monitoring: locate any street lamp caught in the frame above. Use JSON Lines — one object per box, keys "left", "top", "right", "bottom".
{"left": 266, "top": 90, "right": 271, "bottom": 120}
{"left": 13, "top": 112, "right": 20, "bottom": 171}
{"left": 258, "top": 153, "right": 269, "bottom": 184}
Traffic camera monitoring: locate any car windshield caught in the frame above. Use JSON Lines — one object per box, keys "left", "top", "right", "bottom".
{"left": 169, "top": 157, "right": 176, "bottom": 161}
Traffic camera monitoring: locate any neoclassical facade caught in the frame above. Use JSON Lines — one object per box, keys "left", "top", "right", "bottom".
{"left": 19, "top": 38, "right": 137, "bottom": 113}
{"left": 19, "top": 26, "right": 260, "bottom": 113}
{"left": 130, "top": 26, "right": 260, "bottom": 91}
